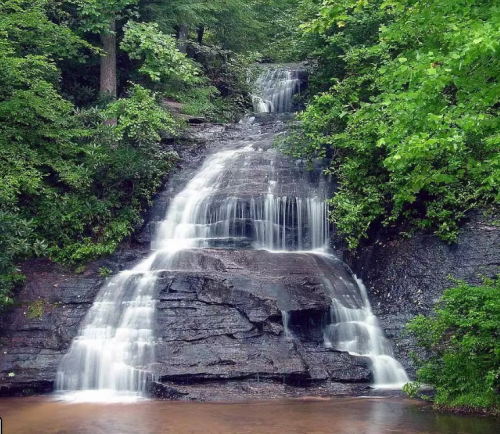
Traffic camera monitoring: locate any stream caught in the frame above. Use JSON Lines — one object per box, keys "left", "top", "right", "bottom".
{"left": 1, "top": 396, "right": 500, "bottom": 434}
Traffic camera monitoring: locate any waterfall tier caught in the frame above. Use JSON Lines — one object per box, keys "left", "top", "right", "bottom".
{"left": 152, "top": 144, "right": 330, "bottom": 253}
{"left": 252, "top": 65, "right": 306, "bottom": 113}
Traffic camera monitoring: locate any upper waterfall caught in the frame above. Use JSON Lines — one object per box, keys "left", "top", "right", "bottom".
{"left": 252, "top": 65, "right": 306, "bottom": 113}
{"left": 152, "top": 144, "right": 330, "bottom": 253}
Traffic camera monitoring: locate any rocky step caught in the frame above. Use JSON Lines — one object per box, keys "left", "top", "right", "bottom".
{"left": 0, "top": 249, "right": 373, "bottom": 397}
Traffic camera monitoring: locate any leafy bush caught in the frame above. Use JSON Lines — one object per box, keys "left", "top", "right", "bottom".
{"left": 0, "top": 2, "right": 179, "bottom": 311}
{"left": 33, "top": 85, "right": 179, "bottom": 265}
{"left": 0, "top": 213, "right": 37, "bottom": 310}
{"left": 121, "top": 21, "right": 200, "bottom": 86}
{"left": 282, "top": 0, "right": 500, "bottom": 248}
{"left": 406, "top": 278, "right": 500, "bottom": 412}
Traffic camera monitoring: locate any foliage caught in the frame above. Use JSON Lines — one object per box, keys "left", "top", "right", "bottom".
{"left": 28, "top": 300, "right": 46, "bottom": 320}
{"left": 70, "top": 0, "right": 140, "bottom": 34}
{"left": 0, "top": 213, "right": 36, "bottom": 311}
{"left": 139, "top": 0, "right": 266, "bottom": 53}
{"left": 188, "top": 43, "right": 259, "bottom": 119}
{"left": 121, "top": 21, "right": 200, "bottom": 85}
{"left": 406, "top": 278, "right": 500, "bottom": 411}
{"left": 254, "top": 0, "right": 302, "bottom": 62}
{"left": 283, "top": 0, "right": 500, "bottom": 248}
{"left": 99, "top": 266, "right": 112, "bottom": 278}
{"left": 0, "top": 1, "right": 179, "bottom": 311}
{"left": 34, "top": 86, "right": 178, "bottom": 265}
{"left": 121, "top": 21, "right": 248, "bottom": 121}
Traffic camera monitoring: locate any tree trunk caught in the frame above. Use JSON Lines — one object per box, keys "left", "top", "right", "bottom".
{"left": 177, "top": 24, "right": 189, "bottom": 53}
{"left": 197, "top": 26, "right": 205, "bottom": 45}
{"left": 100, "top": 19, "right": 117, "bottom": 99}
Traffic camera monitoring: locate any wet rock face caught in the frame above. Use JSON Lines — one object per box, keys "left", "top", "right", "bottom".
{"left": 150, "top": 250, "right": 372, "bottom": 389}
{"left": 0, "top": 251, "right": 372, "bottom": 397}
{"left": 0, "top": 260, "right": 102, "bottom": 396}
{"left": 348, "top": 211, "right": 500, "bottom": 377}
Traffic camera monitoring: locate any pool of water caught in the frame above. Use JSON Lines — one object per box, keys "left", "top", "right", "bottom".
{"left": 0, "top": 397, "right": 499, "bottom": 434}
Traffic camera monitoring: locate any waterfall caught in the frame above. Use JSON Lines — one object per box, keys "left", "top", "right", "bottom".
{"left": 152, "top": 145, "right": 330, "bottom": 253}
{"left": 55, "top": 272, "right": 157, "bottom": 402}
{"left": 56, "top": 142, "right": 330, "bottom": 402}
{"left": 281, "top": 310, "right": 293, "bottom": 340}
{"left": 252, "top": 66, "right": 303, "bottom": 113}
{"left": 56, "top": 69, "right": 407, "bottom": 402}
{"left": 323, "top": 275, "right": 409, "bottom": 388}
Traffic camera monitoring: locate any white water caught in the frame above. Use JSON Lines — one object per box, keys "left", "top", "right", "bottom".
{"left": 55, "top": 270, "right": 157, "bottom": 402}
{"left": 252, "top": 67, "right": 302, "bottom": 113}
{"left": 153, "top": 145, "right": 330, "bottom": 252}
{"left": 323, "top": 278, "right": 409, "bottom": 388}
{"left": 56, "top": 69, "right": 407, "bottom": 402}
{"left": 56, "top": 140, "right": 330, "bottom": 402}
{"left": 281, "top": 310, "right": 293, "bottom": 340}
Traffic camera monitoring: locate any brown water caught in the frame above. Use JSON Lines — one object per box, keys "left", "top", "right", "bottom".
{"left": 0, "top": 397, "right": 499, "bottom": 434}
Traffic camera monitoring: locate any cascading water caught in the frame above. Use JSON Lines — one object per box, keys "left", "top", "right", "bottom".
{"left": 152, "top": 141, "right": 330, "bottom": 253}
{"left": 281, "top": 310, "right": 293, "bottom": 340}
{"left": 55, "top": 271, "right": 157, "bottom": 402}
{"left": 322, "top": 275, "right": 409, "bottom": 388}
{"left": 56, "top": 135, "right": 330, "bottom": 402}
{"left": 56, "top": 66, "right": 407, "bottom": 402}
{"left": 252, "top": 66, "right": 303, "bottom": 113}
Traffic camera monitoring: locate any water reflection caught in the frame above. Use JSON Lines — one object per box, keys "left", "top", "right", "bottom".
{"left": 1, "top": 397, "right": 498, "bottom": 434}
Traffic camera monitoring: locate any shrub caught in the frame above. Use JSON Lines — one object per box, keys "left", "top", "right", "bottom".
{"left": 406, "top": 278, "right": 500, "bottom": 412}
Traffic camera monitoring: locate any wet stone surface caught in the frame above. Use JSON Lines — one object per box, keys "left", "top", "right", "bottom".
{"left": 0, "top": 251, "right": 373, "bottom": 398}
{"left": 346, "top": 211, "right": 500, "bottom": 377}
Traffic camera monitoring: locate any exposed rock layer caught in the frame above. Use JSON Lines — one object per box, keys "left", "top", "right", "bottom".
{"left": 0, "top": 251, "right": 373, "bottom": 398}
{"left": 345, "top": 211, "right": 500, "bottom": 376}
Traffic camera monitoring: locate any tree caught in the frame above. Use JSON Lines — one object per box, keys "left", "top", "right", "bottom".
{"left": 139, "top": 0, "right": 273, "bottom": 53}
{"left": 282, "top": 0, "right": 500, "bottom": 248}
{"left": 0, "top": 0, "right": 179, "bottom": 311}
{"left": 72, "top": 0, "right": 140, "bottom": 98}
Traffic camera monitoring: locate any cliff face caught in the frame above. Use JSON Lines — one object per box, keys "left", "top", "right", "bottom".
{"left": 0, "top": 250, "right": 374, "bottom": 399}
{"left": 1, "top": 118, "right": 498, "bottom": 398}
{"left": 346, "top": 211, "right": 500, "bottom": 377}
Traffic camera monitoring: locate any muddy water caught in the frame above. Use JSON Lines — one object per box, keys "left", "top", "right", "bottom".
{"left": 1, "top": 397, "right": 499, "bottom": 434}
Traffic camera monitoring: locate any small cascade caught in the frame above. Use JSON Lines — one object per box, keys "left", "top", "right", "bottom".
{"left": 281, "top": 310, "right": 293, "bottom": 340}
{"left": 252, "top": 66, "right": 303, "bottom": 113}
{"left": 152, "top": 145, "right": 330, "bottom": 252}
{"left": 323, "top": 276, "right": 409, "bottom": 388}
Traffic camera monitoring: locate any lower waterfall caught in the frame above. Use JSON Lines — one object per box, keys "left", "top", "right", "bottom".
{"left": 323, "top": 276, "right": 409, "bottom": 388}
{"left": 56, "top": 68, "right": 408, "bottom": 402}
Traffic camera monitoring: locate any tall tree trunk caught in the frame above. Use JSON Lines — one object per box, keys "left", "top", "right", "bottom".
{"left": 100, "top": 19, "right": 117, "bottom": 99}
{"left": 177, "top": 24, "right": 189, "bottom": 53}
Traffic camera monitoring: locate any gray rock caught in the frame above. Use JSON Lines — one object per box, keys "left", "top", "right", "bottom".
{"left": 346, "top": 211, "right": 500, "bottom": 377}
